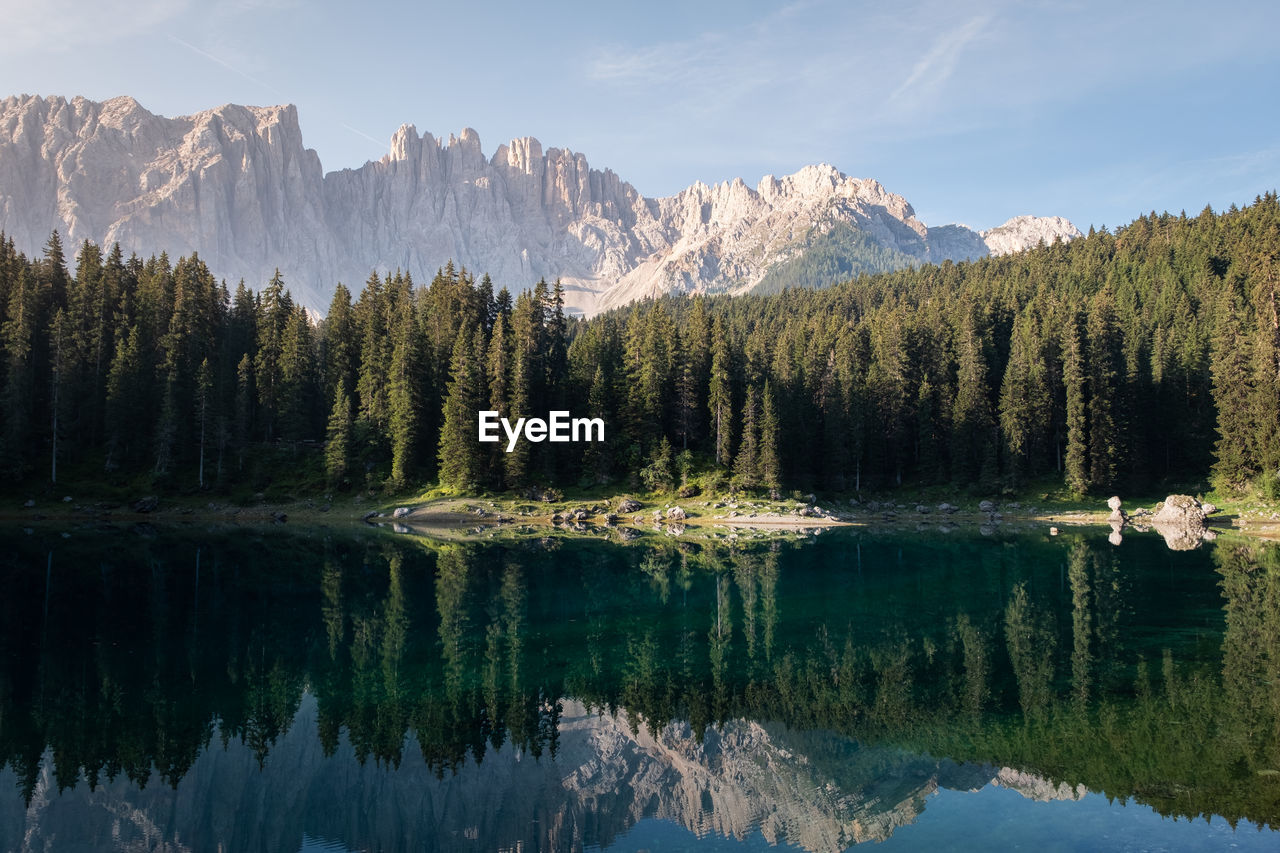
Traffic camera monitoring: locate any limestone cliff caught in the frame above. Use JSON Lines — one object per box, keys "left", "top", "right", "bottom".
{"left": 0, "top": 95, "right": 1081, "bottom": 316}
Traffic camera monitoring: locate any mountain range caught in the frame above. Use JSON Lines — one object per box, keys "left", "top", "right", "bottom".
{"left": 0, "top": 95, "right": 1081, "bottom": 315}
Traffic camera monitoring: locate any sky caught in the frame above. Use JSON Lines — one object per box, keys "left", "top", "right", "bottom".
{"left": 2, "top": 0, "right": 1277, "bottom": 231}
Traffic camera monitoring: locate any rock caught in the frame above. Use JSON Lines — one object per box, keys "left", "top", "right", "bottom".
{"left": 392, "top": 507, "right": 411, "bottom": 519}
{"left": 361, "top": 510, "right": 378, "bottom": 521}
{"left": 1049, "top": 527, "right": 1059, "bottom": 535}
{"left": 667, "top": 506, "right": 687, "bottom": 520}
{"left": 616, "top": 526, "right": 641, "bottom": 541}
{"left": 915, "top": 505, "right": 930, "bottom": 514}
{"left": 618, "top": 498, "right": 642, "bottom": 513}
{"left": 62, "top": 495, "right": 72, "bottom": 502}
{"left": 1201, "top": 502, "right": 1218, "bottom": 515}
{"left": 937, "top": 502, "right": 956, "bottom": 514}
{"left": 23, "top": 499, "right": 34, "bottom": 508}
{"left": 272, "top": 511, "right": 288, "bottom": 524}
{"left": 1151, "top": 494, "right": 1212, "bottom": 550}
{"left": 131, "top": 496, "right": 158, "bottom": 513}
{"left": 1152, "top": 494, "right": 1206, "bottom": 527}
{"left": 1107, "top": 496, "right": 1123, "bottom": 511}
{"left": 604, "top": 513, "right": 619, "bottom": 525}
{"left": 979, "top": 500, "right": 996, "bottom": 513}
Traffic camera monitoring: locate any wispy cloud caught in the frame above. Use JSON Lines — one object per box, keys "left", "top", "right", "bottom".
{"left": 889, "top": 14, "right": 990, "bottom": 103}
{"left": 166, "top": 34, "right": 288, "bottom": 100}
{"left": 1, "top": 0, "right": 189, "bottom": 52}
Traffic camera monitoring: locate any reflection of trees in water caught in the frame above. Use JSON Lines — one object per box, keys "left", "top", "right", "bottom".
{"left": 1004, "top": 582, "right": 1056, "bottom": 723}
{"left": 2, "top": 531, "right": 1280, "bottom": 827}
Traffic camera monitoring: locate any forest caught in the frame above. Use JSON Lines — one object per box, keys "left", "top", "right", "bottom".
{"left": 0, "top": 192, "right": 1277, "bottom": 499}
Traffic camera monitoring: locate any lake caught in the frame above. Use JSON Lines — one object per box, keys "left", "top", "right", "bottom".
{"left": 1, "top": 523, "right": 1277, "bottom": 851}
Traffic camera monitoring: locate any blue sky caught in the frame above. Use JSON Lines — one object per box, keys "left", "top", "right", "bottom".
{"left": 3, "top": 0, "right": 1277, "bottom": 231}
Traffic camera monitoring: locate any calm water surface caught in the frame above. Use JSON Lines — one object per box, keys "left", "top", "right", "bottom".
{"left": 0, "top": 524, "right": 1277, "bottom": 851}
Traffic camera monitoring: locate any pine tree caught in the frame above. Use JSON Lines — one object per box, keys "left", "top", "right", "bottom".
{"left": 438, "top": 326, "right": 486, "bottom": 490}
{"left": 196, "top": 357, "right": 212, "bottom": 487}
{"left": 1, "top": 267, "right": 36, "bottom": 478}
{"left": 233, "top": 353, "right": 254, "bottom": 470}
{"left": 581, "top": 365, "right": 613, "bottom": 485}
{"left": 1211, "top": 274, "right": 1258, "bottom": 488}
{"left": 734, "top": 385, "right": 760, "bottom": 490}
{"left": 278, "top": 306, "right": 317, "bottom": 441}
{"left": 486, "top": 311, "right": 513, "bottom": 487}
{"left": 1086, "top": 288, "right": 1122, "bottom": 491}
{"left": 325, "top": 380, "right": 353, "bottom": 487}
{"left": 388, "top": 298, "right": 425, "bottom": 488}
{"left": 1062, "top": 316, "right": 1089, "bottom": 496}
{"left": 759, "top": 381, "right": 782, "bottom": 492}
{"left": 708, "top": 316, "right": 733, "bottom": 467}
{"left": 950, "top": 310, "right": 997, "bottom": 488}
{"left": 998, "top": 314, "right": 1049, "bottom": 488}
{"left": 254, "top": 270, "right": 290, "bottom": 440}
{"left": 104, "top": 325, "right": 144, "bottom": 470}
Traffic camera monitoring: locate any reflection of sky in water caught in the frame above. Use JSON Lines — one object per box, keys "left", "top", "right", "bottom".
{"left": 879, "top": 786, "right": 1276, "bottom": 853}
{"left": 602, "top": 788, "right": 1277, "bottom": 852}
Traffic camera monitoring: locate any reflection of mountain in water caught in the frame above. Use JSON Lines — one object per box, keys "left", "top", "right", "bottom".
{"left": 3, "top": 694, "right": 1083, "bottom": 853}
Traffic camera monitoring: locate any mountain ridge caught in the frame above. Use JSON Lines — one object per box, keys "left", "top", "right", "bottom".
{"left": 0, "top": 94, "right": 1081, "bottom": 315}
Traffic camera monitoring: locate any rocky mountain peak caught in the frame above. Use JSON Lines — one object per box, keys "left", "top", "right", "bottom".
{"left": 981, "top": 214, "right": 1082, "bottom": 255}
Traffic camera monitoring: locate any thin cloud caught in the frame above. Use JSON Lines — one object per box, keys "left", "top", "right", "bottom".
{"left": 167, "top": 34, "right": 288, "bottom": 100}
{"left": 1, "top": 0, "right": 189, "bottom": 52}
{"left": 342, "top": 123, "right": 385, "bottom": 147}
{"left": 889, "top": 15, "right": 990, "bottom": 102}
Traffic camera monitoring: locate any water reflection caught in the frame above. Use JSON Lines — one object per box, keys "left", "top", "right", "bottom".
{"left": 0, "top": 527, "right": 1278, "bottom": 850}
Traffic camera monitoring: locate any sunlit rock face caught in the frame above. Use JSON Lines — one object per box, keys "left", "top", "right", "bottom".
{"left": 0, "top": 95, "right": 1079, "bottom": 316}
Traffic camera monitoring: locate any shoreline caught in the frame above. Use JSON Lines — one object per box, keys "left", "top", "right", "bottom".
{"left": 5, "top": 494, "right": 1278, "bottom": 544}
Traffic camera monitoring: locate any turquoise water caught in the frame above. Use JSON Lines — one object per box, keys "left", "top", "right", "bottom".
{"left": 0, "top": 524, "right": 1276, "bottom": 851}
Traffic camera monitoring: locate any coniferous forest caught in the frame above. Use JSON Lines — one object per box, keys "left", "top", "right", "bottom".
{"left": 1, "top": 193, "right": 1278, "bottom": 499}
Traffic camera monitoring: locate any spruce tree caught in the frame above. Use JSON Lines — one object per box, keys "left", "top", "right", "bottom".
{"left": 438, "top": 326, "right": 486, "bottom": 490}
{"left": 1062, "top": 316, "right": 1089, "bottom": 496}
{"left": 1086, "top": 288, "right": 1122, "bottom": 491}
{"left": 950, "top": 311, "right": 997, "bottom": 488}
{"left": 1, "top": 267, "right": 36, "bottom": 478}
{"left": 759, "top": 381, "right": 782, "bottom": 492}
{"left": 388, "top": 298, "right": 425, "bottom": 488}
{"left": 1211, "top": 275, "right": 1258, "bottom": 488}
{"left": 734, "top": 385, "right": 760, "bottom": 490}
{"left": 708, "top": 316, "right": 733, "bottom": 467}
{"left": 325, "top": 380, "right": 353, "bottom": 487}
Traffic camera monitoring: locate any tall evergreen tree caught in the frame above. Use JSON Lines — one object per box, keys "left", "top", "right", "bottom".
{"left": 1062, "top": 315, "right": 1089, "bottom": 495}
{"left": 708, "top": 316, "right": 733, "bottom": 467}
{"left": 438, "top": 326, "right": 487, "bottom": 490}
{"left": 325, "top": 380, "right": 353, "bottom": 488}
